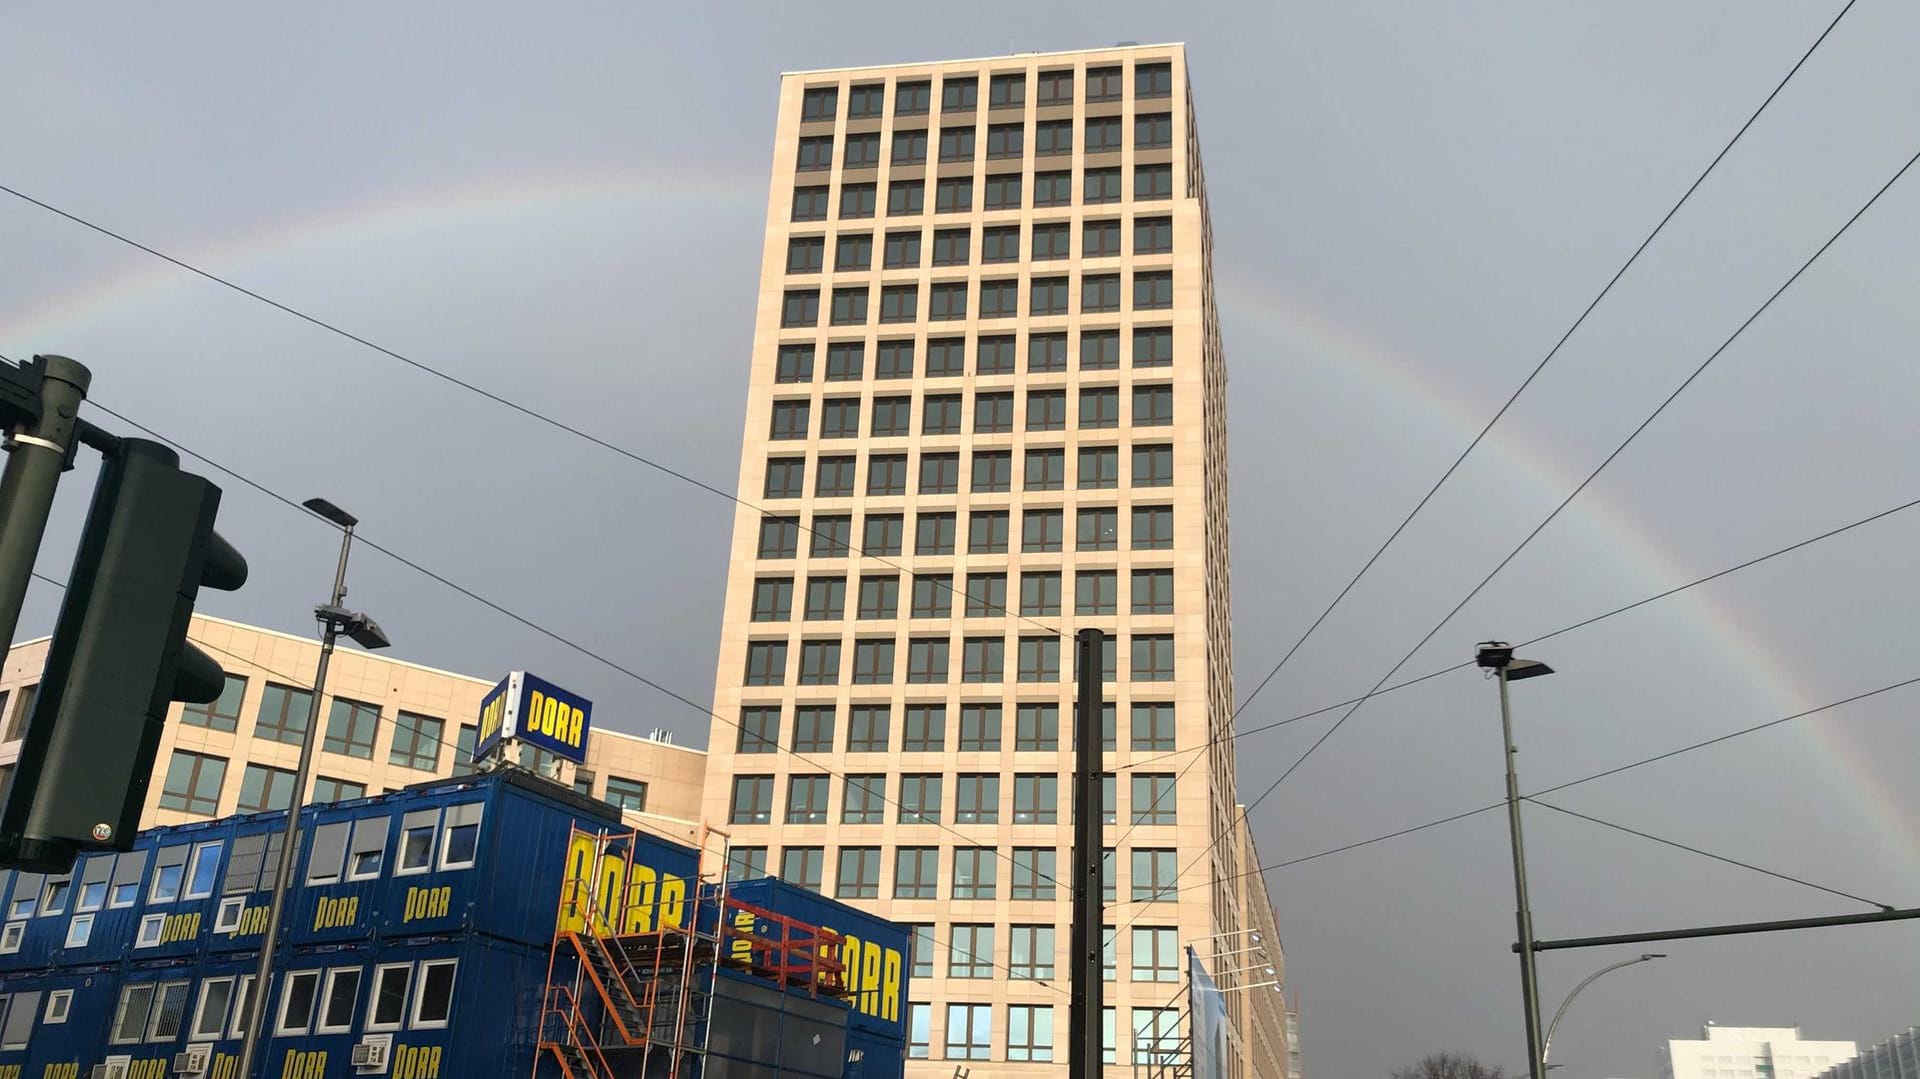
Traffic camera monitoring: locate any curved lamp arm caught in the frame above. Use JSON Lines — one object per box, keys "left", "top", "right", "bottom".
{"left": 1542, "top": 954, "right": 1665, "bottom": 1069}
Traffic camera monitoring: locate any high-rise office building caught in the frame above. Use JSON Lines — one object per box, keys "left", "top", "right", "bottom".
{"left": 700, "top": 44, "right": 1288, "bottom": 1077}
{"left": 1663, "top": 1026, "right": 1858, "bottom": 1079}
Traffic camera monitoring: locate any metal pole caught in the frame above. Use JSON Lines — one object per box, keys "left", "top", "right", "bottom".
{"left": 1498, "top": 667, "right": 1547, "bottom": 1079}
{"left": 0, "top": 355, "right": 89, "bottom": 669}
{"left": 1528, "top": 906, "right": 1920, "bottom": 951}
{"left": 236, "top": 525, "right": 354, "bottom": 1079}
{"left": 1541, "top": 955, "right": 1661, "bottom": 1068}
{"left": 1069, "top": 628, "right": 1106, "bottom": 1079}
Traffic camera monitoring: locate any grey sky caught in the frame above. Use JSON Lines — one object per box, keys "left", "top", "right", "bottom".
{"left": 5, "top": 2, "right": 1918, "bottom": 1076}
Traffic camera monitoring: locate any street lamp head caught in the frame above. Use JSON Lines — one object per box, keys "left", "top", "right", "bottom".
{"left": 302, "top": 497, "right": 358, "bottom": 530}
{"left": 1477, "top": 642, "right": 1554, "bottom": 679}
{"left": 1249, "top": 932, "right": 1262, "bottom": 945}
{"left": 1641, "top": 953, "right": 1666, "bottom": 961}
{"left": 315, "top": 604, "right": 391, "bottom": 650}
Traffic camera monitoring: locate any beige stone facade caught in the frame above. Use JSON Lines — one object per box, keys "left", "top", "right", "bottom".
{"left": 0, "top": 615, "right": 706, "bottom": 834}
{"left": 698, "top": 44, "right": 1288, "bottom": 1077}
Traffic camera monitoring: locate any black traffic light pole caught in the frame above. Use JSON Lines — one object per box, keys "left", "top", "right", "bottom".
{"left": 1069, "top": 629, "right": 1106, "bottom": 1079}
{"left": 0, "top": 355, "right": 90, "bottom": 669}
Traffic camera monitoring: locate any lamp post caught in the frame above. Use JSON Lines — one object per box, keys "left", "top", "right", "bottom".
{"left": 1476, "top": 641, "right": 1555, "bottom": 1079}
{"left": 236, "top": 499, "right": 389, "bottom": 1079}
{"left": 1542, "top": 954, "right": 1665, "bottom": 1070}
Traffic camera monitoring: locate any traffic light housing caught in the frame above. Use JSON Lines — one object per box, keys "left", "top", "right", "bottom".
{"left": 0, "top": 438, "right": 246, "bottom": 871}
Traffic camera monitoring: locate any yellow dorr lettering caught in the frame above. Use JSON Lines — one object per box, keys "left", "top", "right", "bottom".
{"left": 730, "top": 910, "right": 755, "bottom": 961}
{"left": 841, "top": 932, "right": 865, "bottom": 1001}
{"left": 425, "top": 1046, "right": 442, "bottom": 1077}
{"left": 566, "top": 706, "right": 583, "bottom": 746}
{"left": 862, "top": 940, "right": 883, "bottom": 1016}
{"left": 623, "top": 864, "right": 657, "bottom": 933}
{"left": 595, "top": 858, "right": 625, "bottom": 934}
{"left": 528, "top": 692, "right": 548, "bottom": 735}
{"left": 658, "top": 872, "right": 685, "bottom": 929}
{"left": 561, "top": 833, "right": 596, "bottom": 932}
{"left": 395, "top": 1047, "right": 413, "bottom": 1079}
{"left": 881, "top": 946, "right": 902, "bottom": 1022}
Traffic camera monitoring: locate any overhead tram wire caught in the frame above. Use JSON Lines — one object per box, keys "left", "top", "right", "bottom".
{"left": 1115, "top": 141, "right": 1920, "bottom": 940}
{"left": 23, "top": 570, "right": 1060, "bottom": 995}
{"left": 1124, "top": 491, "right": 1920, "bottom": 773}
{"left": 12, "top": 392, "right": 1085, "bottom": 935}
{"left": 1096, "top": 0, "right": 1862, "bottom": 863}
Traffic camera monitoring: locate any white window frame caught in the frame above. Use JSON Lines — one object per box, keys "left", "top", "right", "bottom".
{"left": 75, "top": 878, "right": 107, "bottom": 913}
{"left": 275, "top": 969, "right": 321, "bottom": 1036}
{"left": 0, "top": 921, "right": 22, "bottom": 954}
{"left": 40, "top": 878, "right": 71, "bottom": 916}
{"left": 134, "top": 913, "right": 165, "bottom": 949}
{"left": 109, "top": 984, "right": 155, "bottom": 1044}
{"left": 394, "top": 811, "right": 439, "bottom": 878}
{"left": 345, "top": 818, "right": 389, "bottom": 882}
{"left": 190, "top": 978, "right": 235, "bottom": 1042}
{"left": 45, "top": 989, "right": 73, "bottom": 1024}
{"left": 214, "top": 896, "right": 245, "bottom": 934}
{"left": 183, "top": 841, "right": 222, "bottom": 900}
{"left": 409, "top": 959, "right": 457, "bottom": 1030}
{"left": 149, "top": 848, "right": 187, "bottom": 904}
{"left": 145, "top": 980, "right": 189, "bottom": 1042}
{"left": 315, "top": 966, "right": 362, "bottom": 1035}
{"left": 226, "top": 976, "right": 256, "bottom": 1040}
{"left": 65, "top": 912, "right": 94, "bottom": 948}
{"left": 437, "top": 805, "right": 482, "bottom": 871}
{"left": 0, "top": 990, "right": 35, "bottom": 1050}
{"left": 366, "top": 963, "right": 413, "bottom": 1032}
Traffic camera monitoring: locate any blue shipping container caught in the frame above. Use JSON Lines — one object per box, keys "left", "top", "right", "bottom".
{"left": 712, "top": 877, "right": 910, "bottom": 1041}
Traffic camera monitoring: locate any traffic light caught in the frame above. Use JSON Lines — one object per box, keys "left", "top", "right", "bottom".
{"left": 0, "top": 438, "right": 246, "bottom": 871}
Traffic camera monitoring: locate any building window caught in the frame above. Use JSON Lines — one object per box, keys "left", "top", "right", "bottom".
{"left": 1009, "top": 925, "right": 1056, "bottom": 980}
{"left": 1032, "top": 221, "right": 1071, "bottom": 260}
{"left": 971, "top": 451, "right": 1012, "bottom": 494}
{"left": 730, "top": 777, "right": 773, "bottom": 824}
{"left": 313, "top": 776, "right": 366, "bottom": 803}
{"left": 738, "top": 707, "right": 779, "bottom": 754}
{"left": 1132, "top": 702, "right": 1175, "bottom": 752}
{"left": 857, "top": 575, "right": 900, "bottom": 619}
{"left": 910, "top": 573, "right": 952, "bottom": 619}
{"left": 786, "top": 775, "right": 830, "bottom": 824}
{"left": 1075, "top": 570, "right": 1117, "bottom": 616}
{"left": 1031, "top": 276, "right": 1070, "bottom": 316}
{"left": 951, "top": 847, "right": 996, "bottom": 900}
{"left": 763, "top": 457, "right": 806, "bottom": 499}
{"left": 888, "top": 179, "right": 925, "bottom": 216}
{"left": 800, "top": 86, "right": 837, "bottom": 122}
{"left": 797, "top": 640, "right": 841, "bottom": 685}
{"left": 942, "top": 76, "right": 977, "bottom": 111}
{"left": 958, "top": 702, "right": 1001, "bottom": 750}
{"left": 870, "top": 451, "right": 909, "bottom": 494}
{"left": 841, "top": 182, "right": 877, "bottom": 218}
{"left": 876, "top": 339, "right": 916, "bottom": 381}
{"left": 1023, "top": 509, "right": 1064, "bottom": 553}
{"left": 930, "top": 227, "right": 969, "bottom": 267}
{"left": 1084, "top": 116, "right": 1122, "bottom": 153}
{"left": 880, "top": 284, "right": 918, "bottom": 323}
{"left": 847, "top": 704, "right": 889, "bottom": 752}
{"left": 980, "top": 278, "right": 1019, "bottom": 318}
{"left": 1078, "top": 507, "right": 1119, "bottom": 551}
{"left": 847, "top": 82, "right": 885, "bottom": 119}
{"left": 824, "top": 341, "right": 864, "bottom": 381}
{"left": 906, "top": 637, "right": 949, "bottom": 683}
{"left": 758, "top": 516, "right": 800, "bottom": 559}
{"left": 834, "top": 232, "right": 873, "bottom": 272}
{"left": 844, "top": 131, "right": 882, "bottom": 169}
{"left": 896, "top": 80, "right": 931, "bottom": 116}
{"left": 781, "top": 289, "right": 820, "bottom": 328}
{"left": 910, "top": 1002, "right": 932, "bottom": 1059}
{"left": 1083, "top": 329, "right": 1121, "bottom": 370}
{"left": 986, "top": 122, "right": 1023, "bottom": 159}
{"left": 1080, "top": 386, "right": 1120, "bottom": 429}
{"left": 744, "top": 640, "right": 787, "bottom": 686}
{"left": 1132, "top": 634, "right": 1176, "bottom": 683}
{"left": 1017, "top": 637, "right": 1061, "bottom": 683}
{"left": 830, "top": 287, "right": 869, "bottom": 327}
{"left": 910, "top": 926, "right": 936, "bottom": 978}
{"left": 1132, "top": 849, "right": 1178, "bottom": 902}
{"left": 1013, "top": 777, "right": 1058, "bottom": 826}
{"left": 1035, "top": 119, "right": 1073, "bottom": 156}
{"left": 916, "top": 511, "right": 957, "bottom": 555}
{"left": 182, "top": 675, "right": 246, "bottom": 732}
{"left": 1135, "top": 215, "right": 1174, "bottom": 254}
{"left": 984, "top": 173, "right": 1023, "bottom": 210}
{"left": 750, "top": 578, "right": 793, "bottom": 623}
{"left": 788, "top": 235, "right": 825, "bottom": 274}
{"left": 797, "top": 135, "right": 834, "bottom": 172}
{"left": 1077, "top": 638, "right": 1120, "bottom": 685}
{"left": 1086, "top": 64, "right": 1123, "bottom": 101}
{"left": 949, "top": 924, "right": 995, "bottom": 978}
{"left": 1136, "top": 163, "right": 1174, "bottom": 200}
{"left": 902, "top": 706, "right": 946, "bottom": 752}
{"left": 892, "top": 128, "right": 927, "bottom": 165}
{"left": 929, "top": 281, "right": 969, "bottom": 321}
{"left": 780, "top": 847, "right": 823, "bottom": 892}
{"left": 1133, "top": 444, "right": 1174, "bottom": 487}
{"left": 977, "top": 337, "right": 1017, "bottom": 376}
{"left": 1013, "top": 703, "right": 1058, "bottom": 750}
{"left": 455, "top": 725, "right": 478, "bottom": 772}
{"left": 842, "top": 776, "right": 885, "bottom": 824}
{"left": 1134, "top": 270, "right": 1174, "bottom": 310}
{"left": 1083, "top": 218, "right": 1122, "bottom": 258}
{"left": 1131, "top": 774, "right": 1178, "bottom": 825}
{"left": 1033, "top": 170, "right": 1071, "bottom": 207}
{"left": 836, "top": 848, "right": 881, "bottom": 899}
{"left": 968, "top": 512, "right": 1011, "bottom": 556}
{"left": 811, "top": 515, "right": 853, "bottom": 557}
{"left": 1083, "top": 273, "right": 1122, "bottom": 314}
{"left": 1138, "top": 62, "right": 1173, "bottom": 98}
{"left": 1037, "top": 68, "right": 1074, "bottom": 105}
{"left": 946, "top": 1003, "right": 992, "bottom": 1061}
{"left": 963, "top": 573, "right": 1006, "bottom": 619}
{"left": 922, "top": 338, "right": 964, "bottom": 379}
{"left": 954, "top": 774, "right": 999, "bottom": 823}
{"left": 935, "top": 177, "right": 973, "bottom": 214}
{"left": 852, "top": 638, "right": 895, "bottom": 683}
{"left": 1136, "top": 112, "right": 1173, "bottom": 150}
{"left": 960, "top": 633, "right": 1006, "bottom": 683}
{"left": 254, "top": 683, "right": 313, "bottom": 746}
{"left": 1134, "top": 384, "right": 1174, "bottom": 427}
{"left": 769, "top": 400, "right": 809, "bottom": 441}
{"left": 1009, "top": 1004, "right": 1055, "bottom": 1062}
{"left": 919, "top": 452, "right": 960, "bottom": 494}
{"left": 791, "top": 187, "right": 829, "bottom": 222}
{"left": 864, "top": 513, "right": 905, "bottom": 556}
{"left": 1026, "top": 335, "right": 1067, "bottom": 376}
{"left": 894, "top": 847, "right": 938, "bottom": 899}
{"left": 1085, "top": 167, "right": 1123, "bottom": 204}
{"left": 803, "top": 576, "right": 847, "bottom": 621}
{"left": 1019, "top": 570, "right": 1061, "bottom": 616}
{"left": 726, "top": 847, "right": 767, "bottom": 881}
{"left": 1078, "top": 446, "right": 1120, "bottom": 489}
{"left": 1133, "top": 568, "right": 1175, "bottom": 615}
{"left": 939, "top": 126, "right": 975, "bottom": 162}
{"left": 1133, "top": 505, "right": 1174, "bottom": 550}
{"left": 323, "top": 697, "right": 379, "bottom": 759}
{"left": 236, "top": 764, "right": 295, "bottom": 813}
{"left": 989, "top": 72, "right": 1025, "bottom": 109}
{"left": 1132, "top": 928, "right": 1180, "bottom": 983}
{"left": 774, "top": 345, "right": 814, "bottom": 385}
{"left": 816, "top": 456, "right": 857, "bottom": 499}
{"left": 158, "top": 751, "right": 227, "bottom": 816}
{"left": 883, "top": 230, "right": 923, "bottom": 270}
{"left": 898, "top": 774, "right": 942, "bottom": 824}
{"left": 791, "top": 706, "right": 836, "bottom": 753}
{"left": 1134, "top": 326, "right": 1174, "bottom": 368}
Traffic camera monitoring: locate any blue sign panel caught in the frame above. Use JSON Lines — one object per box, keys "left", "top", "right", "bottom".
{"left": 472, "top": 671, "right": 593, "bottom": 765}
{"left": 1190, "top": 947, "right": 1231, "bottom": 1079}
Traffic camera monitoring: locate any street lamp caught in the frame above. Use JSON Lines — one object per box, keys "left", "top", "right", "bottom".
{"left": 236, "top": 499, "right": 389, "bottom": 1079}
{"left": 1541, "top": 954, "right": 1665, "bottom": 1069}
{"left": 1476, "top": 641, "right": 1555, "bottom": 1079}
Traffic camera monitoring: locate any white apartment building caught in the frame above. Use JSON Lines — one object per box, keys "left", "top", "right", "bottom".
{"left": 1663, "top": 1026, "right": 1858, "bottom": 1079}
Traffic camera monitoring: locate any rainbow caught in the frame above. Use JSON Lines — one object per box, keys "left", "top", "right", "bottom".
{"left": 1216, "top": 273, "right": 1920, "bottom": 889}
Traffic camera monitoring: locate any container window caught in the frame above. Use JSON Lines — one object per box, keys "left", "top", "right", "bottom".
{"left": 191, "top": 978, "right": 234, "bottom": 1041}
{"left": 110, "top": 984, "right": 154, "bottom": 1043}
{"left": 185, "top": 841, "right": 222, "bottom": 899}
{"left": 1, "top": 990, "right": 38, "bottom": 1049}
{"left": 77, "top": 854, "right": 111, "bottom": 911}
{"left": 109, "top": 850, "right": 148, "bottom": 907}
{"left": 64, "top": 913, "right": 93, "bottom": 948}
{"left": 40, "top": 877, "right": 70, "bottom": 916}
{"left": 369, "top": 963, "right": 413, "bottom": 1031}
{"left": 227, "top": 976, "right": 256, "bottom": 1039}
{"left": 44, "top": 989, "right": 72, "bottom": 1024}
{"left": 7, "top": 873, "right": 41, "bottom": 918}
{"left": 223, "top": 837, "right": 265, "bottom": 895}
{"left": 317, "top": 968, "right": 362, "bottom": 1033}
{"left": 306, "top": 822, "right": 351, "bottom": 884}
{"left": 0, "top": 922, "right": 22, "bottom": 953}
{"left": 149, "top": 846, "right": 188, "bottom": 903}
{"left": 276, "top": 970, "right": 321, "bottom": 1035}
{"left": 134, "top": 913, "right": 164, "bottom": 949}
{"left": 439, "top": 804, "right": 483, "bottom": 870}
{"left": 348, "top": 816, "right": 391, "bottom": 880}
{"left": 412, "top": 960, "right": 456, "bottom": 1028}
{"left": 146, "top": 981, "right": 187, "bottom": 1041}
{"left": 396, "top": 809, "right": 439, "bottom": 876}
{"left": 215, "top": 896, "right": 245, "bottom": 933}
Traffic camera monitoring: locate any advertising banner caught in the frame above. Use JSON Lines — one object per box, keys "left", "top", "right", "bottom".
{"left": 472, "top": 671, "right": 594, "bottom": 765}
{"left": 1190, "top": 946, "right": 1230, "bottom": 1079}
